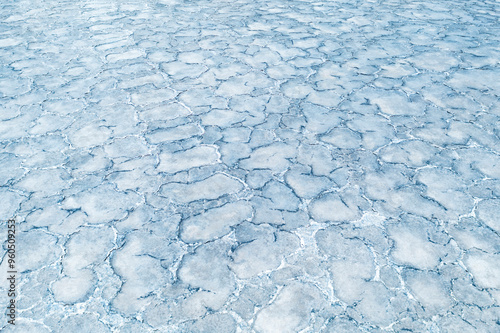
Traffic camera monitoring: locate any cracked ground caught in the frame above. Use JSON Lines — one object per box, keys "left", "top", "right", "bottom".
{"left": 1, "top": 0, "right": 500, "bottom": 332}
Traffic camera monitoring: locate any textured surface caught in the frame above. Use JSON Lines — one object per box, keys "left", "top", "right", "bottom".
{"left": 1, "top": 0, "right": 500, "bottom": 331}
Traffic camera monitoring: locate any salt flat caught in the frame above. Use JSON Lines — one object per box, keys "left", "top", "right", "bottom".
{"left": 1, "top": 0, "right": 500, "bottom": 331}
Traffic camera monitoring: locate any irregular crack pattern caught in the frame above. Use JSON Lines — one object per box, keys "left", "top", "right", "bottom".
{"left": 1, "top": 0, "right": 499, "bottom": 331}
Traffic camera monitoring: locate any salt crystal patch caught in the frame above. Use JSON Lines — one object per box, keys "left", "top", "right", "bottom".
{"left": 157, "top": 146, "right": 219, "bottom": 173}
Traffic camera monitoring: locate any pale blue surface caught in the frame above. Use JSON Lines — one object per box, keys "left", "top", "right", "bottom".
{"left": 1, "top": 0, "right": 500, "bottom": 331}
